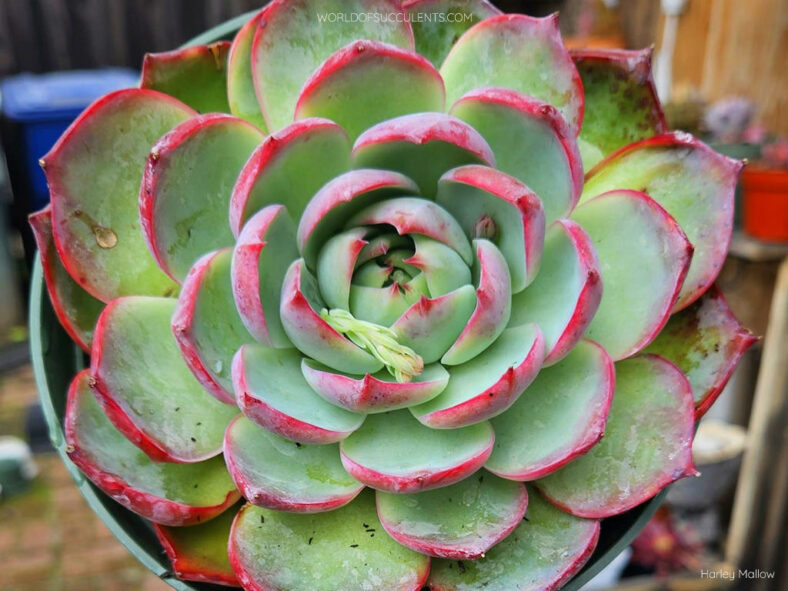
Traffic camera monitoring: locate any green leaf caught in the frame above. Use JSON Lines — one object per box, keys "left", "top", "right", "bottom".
{"left": 66, "top": 370, "right": 239, "bottom": 526}
{"left": 570, "top": 190, "right": 692, "bottom": 360}
{"left": 42, "top": 89, "right": 193, "bottom": 301}
{"left": 141, "top": 42, "right": 232, "bottom": 114}
{"left": 427, "top": 487, "right": 599, "bottom": 591}
{"left": 227, "top": 11, "right": 268, "bottom": 130}
{"left": 441, "top": 14, "right": 583, "bottom": 134}
{"left": 536, "top": 355, "right": 696, "bottom": 518}
{"left": 376, "top": 472, "right": 526, "bottom": 559}
{"left": 251, "top": 0, "right": 415, "bottom": 130}
{"left": 229, "top": 491, "right": 430, "bottom": 591}
{"left": 295, "top": 41, "right": 445, "bottom": 141}
{"left": 486, "top": 339, "right": 613, "bottom": 480}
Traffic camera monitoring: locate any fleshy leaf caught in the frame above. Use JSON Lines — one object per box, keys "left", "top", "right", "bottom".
{"left": 348, "top": 197, "right": 473, "bottom": 265}
{"left": 251, "top": 0, "right": 414, "bottom": 130}
{"left": 91, "top": 297, "right": 239, "bottom": 463}
{"left": 233, "top": 344, "right": 365, "bottom": 444}
{"left": 392, "top": 285, "right": 477, "bottom": 364}
{"left": 406, "top": 235, "right": 472, "bottom": 297}
{"left": 224, "top": 415, "right": 363, "bottom": 512}
{"left": 231, "top": 205, "right": 298, "bottom": 348}
{"left": 172, "top": 248, "right": 254, "bottom": 405}
{"left": 317, "top": 228, "right": 371, "bottom": 310}
{"left": 140, "top": 113, "right": 263, "bottom": 282}
{"left": 153, "top": 506, "right": 240, "bottom": 586}
{"left": 140, "top": 42, "right": 231, "bottom": 114}
{"left": 582, "top": 132, "right": 743, "bottom": 310}
{"left": 349, "top": 273, "right": 429, "bottom": 326}
{"left": 441, "top": 14, "right": 583, "bottom": 134}
{"left": 352, "top": 113, "right": 494, "bottom": 198}
{"left": 427, "top": 487, "right": 599, "bottom": 591}
{"left": 441, "top": 240, "right": 512, "bottom": 365}
{"left": 339, "top": 410, "right": 494, "bottom": 493}
{"left": 486, "top": 339, "right": 614, "bottom": 481}
{"left": 509, "top": 220, "right": 601, "bottom": 365}
{"left": 227, "top": 11, "right": 267, "bottom": 130}
{"left": 572, "top": 48, "right": 666, "bottom": 168}
{"left": 302, "top": 359, "right": 449, "bottom": 413}
{"left": 377, "top": 472, "right": 527, "bottom": 559}
{"left": 436, "top": 165, "right": 545, "bottom": 292}
{"left": 450, "top": 88, "right": 583, "bottom": 224}
{"left": 644, "top": 285, "right": 758, "bottom": 418}
{"left": 280, "top": 259, "right": 384, "bottom": 374}
{"left": 229, "top": 491, "right": 430, "bottom": 591}
{"left": 66, "top": 370, "right": 239, "bottom": 526}
{"left": 571, "top": 190, "right": 692, "bottom": 360}
{"left": 295, "top": 40, "right": 445, "bottom": 141}
{"left": 536, "top": 355, "right": 697, "bottom": 518}
{"left": 229, "top": 117, "right": 350, "bottom": 236}
{"left": 412, "top": 323, "right": 544, "bottom": 428}
{"left": 403, "top": 0, "right": 501, "bottom": 67}
{"left": 297, "top": 169, "right": 420, "bottom": 269}
{"left": 29, "top": 206, "right": 104, "bottom": 352}
{"left": 42, "top": 89, "right": 193, "bottom": 301}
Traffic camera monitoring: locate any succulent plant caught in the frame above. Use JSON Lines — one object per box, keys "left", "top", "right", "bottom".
{"left": 30, "top": 1, "right": 756, "bottom": 590}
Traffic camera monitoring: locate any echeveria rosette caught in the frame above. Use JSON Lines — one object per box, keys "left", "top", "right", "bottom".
{"left": 31, "top": 1, "right": 756, "bottom": 590}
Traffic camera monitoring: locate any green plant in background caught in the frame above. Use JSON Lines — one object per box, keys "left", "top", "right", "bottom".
{"left": 29, "top": 1, "right": 756, "bottom": 589}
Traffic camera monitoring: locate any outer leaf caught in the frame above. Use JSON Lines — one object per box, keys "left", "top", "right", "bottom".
{"left": 172, "top": 248, "right": 254, "bottom": 405}
{"left": 153, "top": 506, "right": 240, "bottom": 586}
{"left": 376, "top": 472, "right": 527, "bottom": 559}
{"left": 340, "top": 410, "right": 494, "bottom": 493}
{"left": 233, "top": 344, "right": 366, "bottom": 444}
{"left": 141, "top": 42, "right": 232, "bottom": 114}
{"left": 441, "top": 240, "right": 512, "bottom": 365}
{"left": 582, "top": 132, "right": 743, "bottom": 310}
{"left": 91, "top": 297, "right": 239, "bottom": 463}
{"left": 412, "top": 323, "right": 544, "bottom": 429}
{"left": 29, "top": 206, "right": 104, "bottom": 352}
{"left": 644, "top": 285, "right": 758, "bottom": 418}
{"left": 279, "top": 260, "right": 384, "bottom": 374}
{"left": 536, "top": 355, "right": 697, "bottom": 518}
{"left": 441, "top": 14, "right": 584, "bottom": 134}
{"left": 571, "top": 48, "right": 666, "bottom": 169}
{"left": 297, "top": 169, "right": 420, "bottom": 269}
{"left": 66, "top": 370, "right": 239, "bottom": 526}
{"left": 231, "top": 205, "right": 298, "bottom": 348}
{"left": 427, "top": 487, "right": 599, "bottom": 591}
{"left": 295, "top": 40, "right": 445, "bottom": 141}
{"left": 403, "top": 0, "right": 501, "bottom": 67}
{"left": 251, "top": 0, "right": 414, "bottom": 130}
{"left": 227, "top": 11, "right": 267, "bottom": 130}
{"left": 486, "top": 339, "right": 614, "bottom": 481}
{"left": 229, "top": 117, "right": 351, "bottom": 236}
{"left": 302, "top": 360, "right": 449, "bottom": 413}
{"left": 509, "top": 220, "right": 601, "bottom": 365}
{"left": 229, "top": 491, "right": 430, "bottom": 591}
{"left": 571, "top": 190, "right": 692, "bottom": 360}
{"left": 224, "top": 415, "right": 364, "bottom": 512}
{"left": 450, "top": 88, "right": 583, "bottom": 224}
{"left": 140, "top": 113, "right": 264, "bottom": 282}
{"left": 352, "top": 112, "right": 494, "bottom": 199}
{"left": 436, "top": 165, "right": 545, "bottom": 292}
{"left": 42, "top": 89, "right": 193, "bottom": 301}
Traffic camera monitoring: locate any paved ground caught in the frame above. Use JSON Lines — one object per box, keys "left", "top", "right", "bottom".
{"left": 0, "top": 365, "right": 169, "bottom": 591}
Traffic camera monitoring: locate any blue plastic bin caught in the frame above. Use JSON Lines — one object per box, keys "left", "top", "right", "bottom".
{"left": 1, "top": 68, "right": 139, "bottom": 210}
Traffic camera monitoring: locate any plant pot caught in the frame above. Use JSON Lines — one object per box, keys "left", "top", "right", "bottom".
{"left": 741, "top": 166, "right": 788, "bottom": 243}
{"left": 29, "top": 12, "right": 667, "bottom": 591}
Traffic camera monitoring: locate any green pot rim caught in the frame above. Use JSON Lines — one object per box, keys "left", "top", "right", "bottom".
{"left": 29, "top": 9, "right": 666, "bottom": 590}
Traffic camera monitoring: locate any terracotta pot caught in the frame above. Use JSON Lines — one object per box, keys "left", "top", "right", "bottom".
{"left": 741, "top": 166, "right": 788, "bottom": 242}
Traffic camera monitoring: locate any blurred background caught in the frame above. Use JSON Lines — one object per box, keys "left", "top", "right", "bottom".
{"left": 0, "top": 1, "right": 785, "bottom": 590}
